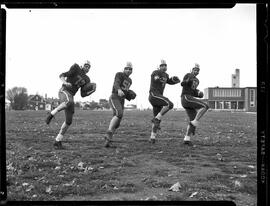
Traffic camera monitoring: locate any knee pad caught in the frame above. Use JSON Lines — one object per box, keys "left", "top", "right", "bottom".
{"left": 66, "top": 101, "right": 74, "bottom": 108}
{"left": 168, "top": 101, "right": 174, "bottom": 109}
{"left": 116, "top": 112, "right": 123, "bottom": 119}
{"left": 205, "top": 103, "right": 209, "bottom": 110}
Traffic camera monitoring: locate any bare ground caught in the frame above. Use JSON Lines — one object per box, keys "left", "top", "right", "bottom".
{"left": 5, "top": 110, "right": 257, "bottom": 205}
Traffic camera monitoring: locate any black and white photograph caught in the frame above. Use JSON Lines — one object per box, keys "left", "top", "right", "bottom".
{"left": 1, "top": 3, "right": 263, "bottom": 205}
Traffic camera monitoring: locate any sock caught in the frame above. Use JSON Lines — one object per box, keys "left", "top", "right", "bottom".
{"left": 184, "top": 136, "right": 190, "bottom": 141}
{"left": 150, "top": 132, "right": 156, "bottom": 139}
{"left": 155, "top": 113, "right": 162, "bottom": 120}
{"left": 191, "top": 119, "right": 199, "bottom": 127}
{"left": 51, "top": 108, "right": 58, "bottom": 116}
{"left": 55, "top": 134, "right": 63, "bottom": 142}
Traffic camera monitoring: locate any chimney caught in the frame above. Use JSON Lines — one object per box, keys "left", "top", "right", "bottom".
{"left": 232, "top": 69, "right": 240, "bottom": 88}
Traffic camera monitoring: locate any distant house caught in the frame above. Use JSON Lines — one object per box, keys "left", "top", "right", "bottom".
{"left": 5, "top": 100, "right": 11, "bottom": 110}
{"left": 45, "top": 97, "right": 59, "bottom": 111}
{"left": 28, "top": 94, "right": 46, "bottom": 110}
{"left": 125, "top": 104, "right": 137, "bottom": 110}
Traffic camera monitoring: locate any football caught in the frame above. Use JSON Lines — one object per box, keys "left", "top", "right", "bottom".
{"left": 198, "top": 91, "right": 204, "bottom": 98}
{"left": 124, "top": 90, "right": 137, "bottom": 101}
{"left": 81, "top": 82, "right": 96, "bottom": 97}
{"left": 172, "top": 76, "right": 180, "bottom": 83}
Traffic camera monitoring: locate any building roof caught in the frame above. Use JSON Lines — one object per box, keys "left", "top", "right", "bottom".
{"left": 207, "top": 87, "right": 256, "bottom": 89}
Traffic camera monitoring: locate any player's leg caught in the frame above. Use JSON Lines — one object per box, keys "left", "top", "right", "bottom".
{"left": 149, "top": 106, "right": 162, "bottom": 143}
{"left": 183, "top": 95, "right": 209, "bottom": 127}
{"left": 105, "top": 95, "right": 124, "bottom": 147}
{"left": 54, "top": 101, "right": 74, "bottom": 149}
{"left": 45, "top": 88, "right": 72, "bottom": 124}
{"left": 183, "top": 108, "right": 197, "bottom": 145}
{"left": 149, "top": 93, "right": 174, "bottom": 128}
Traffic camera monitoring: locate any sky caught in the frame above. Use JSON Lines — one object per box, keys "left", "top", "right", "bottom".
{"left": 4, "top": 4, "right": 256, "bottom": 109}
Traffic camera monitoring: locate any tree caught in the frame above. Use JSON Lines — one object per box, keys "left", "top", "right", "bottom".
{"left": 89, "top": 101, "right": 99, "bottom": 110}
{"left": 6, "top": 87, "right": 28, "bottom": 110}
{"left": 74, "top": 102, "right": 81, "bottom": 108}
{"left": 99, "top": 99, "right": 110, "bottom": 109}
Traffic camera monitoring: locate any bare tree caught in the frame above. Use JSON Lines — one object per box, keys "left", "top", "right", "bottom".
{"left": 6, "top": 87, "right": 28, "bottom": 110}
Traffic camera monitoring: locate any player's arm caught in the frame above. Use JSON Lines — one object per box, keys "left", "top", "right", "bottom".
{"left": 152, "top": 71, "right": 162, "bottom": 82}
{"left": 59, "top": 64, "right": 78, "bottom": 86}
{"left": 113, "top": 72, "right": 125, "bottom": 97}
{"left": 167, "top": 76, "right": 180, "bottom": 85}
{"left": 181, "top": 73, "right": 193, "bottom": 87}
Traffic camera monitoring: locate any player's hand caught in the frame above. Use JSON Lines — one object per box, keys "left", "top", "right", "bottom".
{"left": 118, "top": 89, "right": 125, "bottom": 97}
{"left": 198, "top": 91, "right": 204, "bottom": 98}
{"left": 172, "top": 76, "right": 180, "bottom": 83}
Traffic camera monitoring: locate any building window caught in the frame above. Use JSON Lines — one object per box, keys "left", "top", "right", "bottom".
{"left": 209, "top": 101, "right": 215, "bottom": 109}
{"left": 224, "top": 101, "right": 230, "bottom": 109}
{"left": 238, "top": 101, "right": 244, "bottom": 109}
{"left": 213, "top": 89, "right": 241, "bottom": 97}
{"left": 250, "top": 89, "right": 255, "bottom": 107}
{"left": 216, "top": 101, "right": 223, "bottom": 109}
{"left": 231, "top": 101, "right": 237, "bottom": 109}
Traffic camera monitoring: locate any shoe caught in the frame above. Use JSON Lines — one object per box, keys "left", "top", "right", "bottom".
{"left": 104, "top": 131, "right": 113, "bottom": 148}
{"left": 184, "top": 141, "right": 193, "bottom": 146}
{"left": 149, "top": 138, "right": 156, "bottom": 144}
{"left": 53, "top": 141, "right": 64, "bottom": 149}
{"left": 45, "top": 112, "right": 54, "bottom": 125}
{"left": 152, "top": 118, "right": 161, "bottom": 130}
{"left": 189, "top": 122, "right": 196, "bottom": 135}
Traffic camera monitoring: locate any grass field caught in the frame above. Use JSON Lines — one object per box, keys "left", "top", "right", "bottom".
{"left": 5, "top": 109, "right": 257, "bottom": 205}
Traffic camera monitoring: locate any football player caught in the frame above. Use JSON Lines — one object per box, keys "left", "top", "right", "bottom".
{"left": 45, "top": 60, "right": 96, "bottom": 149}
{"left": 105, "top": 62, "right": 136, "bottom": 148}
{"left": 181, "top": 63, "right": 209, "bottom": 145}
{"left": 148, "top": 60, "right": 180, "bottom": 143}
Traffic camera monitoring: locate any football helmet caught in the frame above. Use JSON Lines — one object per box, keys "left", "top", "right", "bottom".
{"left": 83, "top": 60, "right": 91, "bottom": 67}
{"left": 125, "top": 62, "right": 133, "bottom": 69}
{"left": 160, "top": 59, "right": 167, "bottom": 66}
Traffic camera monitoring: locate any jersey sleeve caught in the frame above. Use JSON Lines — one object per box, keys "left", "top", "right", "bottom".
{"left": 59, "top": 63, "right": 79, "bottom": 78}
{"left": 113, "top": 72, "right": 123, "bottom": 91}
{"left": 181, "top": 73, "right": 193, "bottom": 87}
{"left": 84, "top": 75, "right": 90, "bottom": 85}
{"left": 151, "top": 70, "right": 161, "bottom": 81}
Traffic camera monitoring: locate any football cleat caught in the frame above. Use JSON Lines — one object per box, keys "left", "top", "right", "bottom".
{"left": 104, "top": 130, "right": 113, "bottom": 148}
{"left": 183, "top": 141, "right": 193, "bottom": 146}
{"left": 149, "top": 138, "right": 156, "bottom": 144}
{"left": 53, "top": 141, "right": 64, "bottom": 150}
{"left": 45, "top": 112, "right": 54, "bottom": 125}
{"left": 152, "top": 118, "right": 161, "bottom": 130}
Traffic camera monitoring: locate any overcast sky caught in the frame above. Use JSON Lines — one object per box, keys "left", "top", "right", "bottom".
{"left": 4, "top": 4, "right": 256, "bottom": 109}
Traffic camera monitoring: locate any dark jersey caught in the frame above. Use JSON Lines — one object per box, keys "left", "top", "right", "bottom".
{"left": 112, "top": 72, "right": 132, "bottom": 96}
{"left": 60, "top": 63, "right": 90, "bottom": 96}
{"left": 149, "top": 69, "right": 177, "bottom": 95}
{"left": 181, "top": 73, "right": 200, "bottom": 97}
